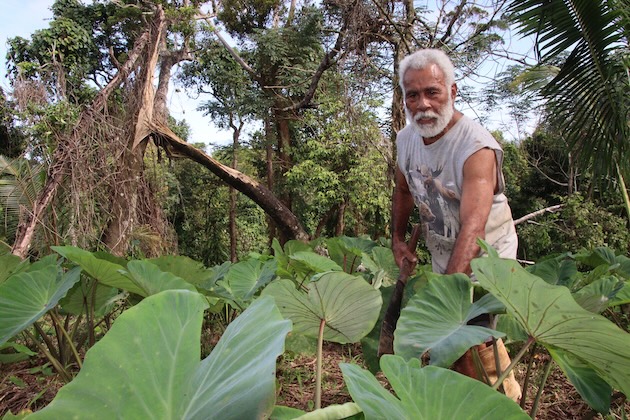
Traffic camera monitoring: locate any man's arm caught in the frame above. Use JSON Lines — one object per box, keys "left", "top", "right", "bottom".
{"left": 445, "top": 148, "right": 497, "bottom": 275}
{"left": 392, "top": 166, "right": 418, "bottom": 269}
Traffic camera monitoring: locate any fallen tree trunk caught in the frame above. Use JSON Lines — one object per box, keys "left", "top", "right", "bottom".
{"left": 149, "top": 121, "right": 310, "bottom": 242}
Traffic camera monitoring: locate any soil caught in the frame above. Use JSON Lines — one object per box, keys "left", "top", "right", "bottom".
{"left": 1, "top": 343, "right": 628, "bottom": 419}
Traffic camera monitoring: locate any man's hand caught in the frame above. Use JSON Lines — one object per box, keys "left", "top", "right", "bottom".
{"left": 393, "top": 238, "right": 418, "bottom": 273}
{"left": 392, "top": 166, "right": 419, "bottom": 273}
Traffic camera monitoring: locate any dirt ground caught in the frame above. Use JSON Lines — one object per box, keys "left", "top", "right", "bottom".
{"left": 1, "top": 342, "right": 628, "bottom": 419}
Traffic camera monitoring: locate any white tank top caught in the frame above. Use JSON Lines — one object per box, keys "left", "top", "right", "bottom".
{"left": 396, "top": 115, "right": 518, "bottom": 273}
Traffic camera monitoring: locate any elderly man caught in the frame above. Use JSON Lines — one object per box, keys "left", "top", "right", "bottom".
{"left": 391, "top": 48, "right": 521, "bottom": 401}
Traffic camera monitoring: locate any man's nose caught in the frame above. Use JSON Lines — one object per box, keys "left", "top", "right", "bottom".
{"left": 416, "top": 95, "right": 431, "bottom": 111}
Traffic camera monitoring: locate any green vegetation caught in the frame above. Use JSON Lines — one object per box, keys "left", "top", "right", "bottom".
{"left": 1, "top": 0, "right": 629, "bottom": 417}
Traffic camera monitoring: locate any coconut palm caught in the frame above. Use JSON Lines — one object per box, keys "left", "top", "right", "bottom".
{"left": 508, "top": 0, "right": 630, "bottom": 219}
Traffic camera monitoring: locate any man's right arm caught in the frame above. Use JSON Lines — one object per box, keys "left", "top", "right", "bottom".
{"left": 392, "top": 166, "right": 418, "bottom": 269}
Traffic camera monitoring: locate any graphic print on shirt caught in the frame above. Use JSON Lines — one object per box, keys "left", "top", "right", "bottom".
{"left": 406, "top": 163, "right": 460, "bottom": 254}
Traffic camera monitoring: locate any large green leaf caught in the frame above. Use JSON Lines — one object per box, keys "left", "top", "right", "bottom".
{"left": 0, "top": 254, "right": 27, "bottom": 284}
{"left": 28, "top": 292, "right": 291, "bottom": 419}
{"left": 326, "top": 236, "right": 375, "bottom": 273}
{"left": 0, "top": 263, "right": 81, "bottom": 345}
{"left": 59, "top": 278, "right": 121, "bottom": 317}
{"left": 263, "top": 272, "right": 382, "bottom": 343}
{"left": 288, "top": 251, "right": 343, "bottom": 275}
{"left": 122, "top": 260, "right": 198, "bottom": 297}
{"left": 526, "top": 255, "right": 578, "bottom": 289}
{"left": 52, "top": 246, "right": 143, "bottom": 296}
{"left": 221, "top": 258, "right": 278, "bottom": 303}
{"left": 148, "top": 255, "right": 214, "bottom": 286}
{"left": 394, "top": 274, "right": 504, "bottom": 367}
{"left": 341, "top": 355, "right": 528, "bottom": 419}
{"left": 610, "top": 281, "right": 630, "bottom": 306}
{"left": 572, "top": 276, "right": 624, "bottom": 313}
{"left": 548, "top": 347, "right": 611, "bottom": 414}
{"left": 360, "top": 246, "right": 398, "bottom": 287}
{"left": 472, "top": 255, "right": 630, "bottom": 397}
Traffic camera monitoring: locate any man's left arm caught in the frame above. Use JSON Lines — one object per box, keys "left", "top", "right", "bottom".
{"left": 445, "top": 148, "right": 497, "bottom": 275}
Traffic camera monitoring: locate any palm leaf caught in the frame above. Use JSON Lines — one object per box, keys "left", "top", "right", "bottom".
{"left": 508, "top": 0, "right": 629, "bottom": 180}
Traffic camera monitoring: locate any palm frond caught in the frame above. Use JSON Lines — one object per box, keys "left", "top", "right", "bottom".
{"left": 509, "top": 0, "right": 630, "bottom": 180}
{"left": 0, "top": 155, "right": 47, "bottom": 239}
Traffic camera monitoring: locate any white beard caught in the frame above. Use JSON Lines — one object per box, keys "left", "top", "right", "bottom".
{"left": 406, "top": 96, "right": 454, "bottom": 139}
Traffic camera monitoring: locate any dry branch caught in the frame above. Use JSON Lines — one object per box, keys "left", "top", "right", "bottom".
{"left": 513, "top": 204, "right": 563, "bottom": 226}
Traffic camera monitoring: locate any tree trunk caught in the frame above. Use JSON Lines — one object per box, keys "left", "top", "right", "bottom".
{"left": 11, "top": 27, "right": 152, "bottom": 258}
{"left": 229, "top": 120, "right": 243, "bottom": 262}
{"left": 102, "top": 6, "right": 168, "bottom": 256}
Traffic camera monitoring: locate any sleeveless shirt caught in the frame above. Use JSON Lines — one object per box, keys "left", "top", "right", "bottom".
{"left": 396, "top": 115, "right": 518, "bottom": 273}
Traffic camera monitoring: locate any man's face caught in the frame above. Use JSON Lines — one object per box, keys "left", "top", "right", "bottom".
{"left": 403, "top": 64, "right": 456, "bottom": 139}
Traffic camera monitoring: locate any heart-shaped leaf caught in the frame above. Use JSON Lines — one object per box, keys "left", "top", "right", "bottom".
{"left": 59, "top": 278, "right": 121, "bottom": 316}
{"left": 148, "top": 255, "right": 214, "bottom": 286}
{"left": 341, "top": 355, "right": 528, "bottom": 419}
{"left": 53, "top": 246, "right": 143, "bottom": 295}
{"left": 263, "top": 272, "right": 382, "bottom": 343}
{"left": 0, "top": 263, "right": 80, "bottom": 345}
{"left": 394, "top": 274, "right": 504, "bottom": 367}
{"left": 472, "top": 255, "right": 630, "bottom": 397}
{"left": 28, "top": 292, "right": 291, "bottom": 419}
{"left": 122, "top": 260, "right": 198, "bottom": 297}
{"left": 548, "top": 347, "right": 611, "bottom": 414}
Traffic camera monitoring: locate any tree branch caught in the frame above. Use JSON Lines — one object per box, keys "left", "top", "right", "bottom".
{"left": 514, "top": 204, "right": 563, "bottom": 225}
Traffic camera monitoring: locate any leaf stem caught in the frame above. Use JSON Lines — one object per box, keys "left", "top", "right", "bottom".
{"left": 529, "top": 356, "right": 553, "bottom": 419}
{"left": 492, "top": 336, "right": 535, "bottom": 391}
{"left": 23, "top": 328, "right": 72, "bottom": 383}
{"left": 49, "top": 310, "right": 83, "bottom": 369}
{"left": 520, "top": 343, "right": 538, "bottom": 410}
{"left": 315, "top": 318, "right": 326, "bottom": 410}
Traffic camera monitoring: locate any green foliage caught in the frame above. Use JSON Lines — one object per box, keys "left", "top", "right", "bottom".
{"left": 341, "top": 356, "right": 527, "bottom": 419}
{"left": 26, "top": 292, "right": 292, "bottom": 419}
{"left": 287, "top": 86, "right": 391, "bottom": 238}
{"left": 0, "top": 91, "right": 26, "bottom": 158}
{"left": 509, "top": 0, "right": 630, "bottom": 197}
{"left": 219, "top": 0, "right": 281, "bottom": 35}
{"left": 394, "top": 275, "right": 505, "bottom": 367}
{"left": 0, "top": 157, "right": 47, "bottom": 247}
{"left": 263, "top": 272, "right": 382, "bottom": 344}
{"left": 0, "top": 259, "right": 80, "bottom": 346}
{"left": 473, "top": 248, "right": 630, "bottom": 405}
{"left": 517, "top": 193, "right": 630, "bottom": 260}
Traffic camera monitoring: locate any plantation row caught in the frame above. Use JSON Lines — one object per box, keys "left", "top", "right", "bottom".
{"left": 1, "top": 236, "right": 629, "bottom": 418}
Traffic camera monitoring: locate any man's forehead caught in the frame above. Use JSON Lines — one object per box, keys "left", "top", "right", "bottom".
{"left": 403, "top": 64, "right": 447, "bottom": 86}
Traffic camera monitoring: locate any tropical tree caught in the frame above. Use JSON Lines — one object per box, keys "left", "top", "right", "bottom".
{"left": 508, "top": 0, "right": 630, "bottom": 220}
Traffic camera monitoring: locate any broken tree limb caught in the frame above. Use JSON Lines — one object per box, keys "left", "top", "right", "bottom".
{"left": 150, "top": 121, "right": 310, "bottom": 242}
{"left": 513, "top": 204, "right": 563, "bottom": 226}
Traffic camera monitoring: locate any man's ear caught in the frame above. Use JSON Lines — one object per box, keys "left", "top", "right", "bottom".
{"left": 451, "top": 83, "right": 457, "bottom": 101}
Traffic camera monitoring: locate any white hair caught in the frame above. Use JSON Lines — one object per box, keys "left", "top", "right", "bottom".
{"left": 398, "top": 49, "right": 455, "bottom": 93}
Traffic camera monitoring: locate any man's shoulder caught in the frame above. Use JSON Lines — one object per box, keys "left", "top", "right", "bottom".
{"left": 450, "top": 116, "right": 502, "bottom": 150}
{"left": 396, "top": 124, "right": 417, "bottom": 143}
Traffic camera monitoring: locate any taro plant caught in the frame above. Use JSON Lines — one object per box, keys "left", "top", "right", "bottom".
{"left": 471, "top": 243, "right": 630, "bottom": 416}
{"left": 16, "top": 292, "right": 292, "bottom": 419}
{"left": 262, "top": 271, "right": 382, "bottom": 410}
{"left": 380, "top": 241, "right": 630, "bottom": 418}
{"left": 341, "top": 355, "right": 528, "bottom": 419}
{"left": 0, "top": 254, "right": 82, "bottom": 382}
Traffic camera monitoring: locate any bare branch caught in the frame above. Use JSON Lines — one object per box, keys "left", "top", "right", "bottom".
{"left": 208, "top": 21, "right": 258, "bottom": 79}
{"left": 514, "top": 204, "right": 563, "bottom": 226}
